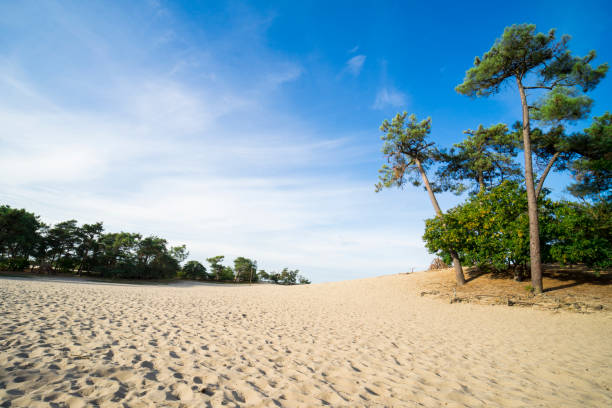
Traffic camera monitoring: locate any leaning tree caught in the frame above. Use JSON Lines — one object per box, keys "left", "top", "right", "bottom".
{"left": 456, "top": 24, "right": 607, "bottom": 293}
{"left": 376, "top": 112, "right": 466, "bottom": 285}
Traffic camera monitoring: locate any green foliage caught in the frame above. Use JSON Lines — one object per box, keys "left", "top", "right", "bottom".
{"left": 181, "top": 260, "right": 208, "bottom": 280}
{"left": 219, "top": 266, "right": 235, "bottom": 281}
{"left": 456, "top": 24, "right": 558, "bottom": 96}
{"left": 0, "top": 205, "right": 311, "bottom": 283}
{"left": 258, "top": 269, "right": 270, "bottom": 281}
{"left": 423, "top": 182, "right": 611, "bottom": 273}
{"left": 376, "top": 112, "right": 437, "bottom": 192}
{"left": 97, "top": 232, "right": 141, "bottom": 277}
{"left": 457, "top": 24, "right": 607, "bottom": 180}
{"left": 567, "top": 113, "right": 612, "bottom": 202}
{"left": 46, "top": 220, "right": 80, "bottom": 272}
{"left": 549, "top": 201, "right": 612, "bottom": 269}
{"left": 436, "top": 124, "right": 521, "bottom": 194}
{"left": 75, "top": 222, "right": 104, "bottom": 274}
{"left": 423, "top": 182, "right": 555, "bottom": 272}
{"left": 455, "top": 23, "right": 608, "bottom": 292}
{"left": 279, "top": 268, "right": 298, "bottom": 285}
{"left": 234, "top": 256, "right": 258, "bottom": 282}
{"left": 134, "top": 236, "right": 179, "bottom": 279}
{"left": 527, "top": 125, "right": 573, "bottom": 171}
{"left": 0, "top": 205, "right": 43, "bottom": 270}
{"left": 259, "top": 268, "right": 309, "bottom": 285}
{"left": 456, "top": 24, "right": 607, "bottom": 98}
{"left": 532, "top": 87, "right": 592, "bottom": 124}
{"left": 206, "top": 255, "right": 225, "bottom": 280}
{"left": 170, "top": 245, "right": 189, "bottom": 264}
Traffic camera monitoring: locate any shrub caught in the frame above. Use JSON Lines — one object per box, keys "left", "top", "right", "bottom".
{"left": 549, "top": 200, "right": 612, "bottom": 269}
{"left": 181, "top": 260, "right": 208, "bottom": 280}
{"left": 423, "top": 181, "right": 555, "bottom": 275}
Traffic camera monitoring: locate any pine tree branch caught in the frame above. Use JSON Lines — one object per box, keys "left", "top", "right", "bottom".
{"left": 535, "top": 151, "right": 561, "bottom": 198}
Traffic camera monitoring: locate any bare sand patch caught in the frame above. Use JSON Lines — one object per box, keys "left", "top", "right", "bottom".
{"left": 416, "top": 266, "right": 612, "bottom": 312}
{"left": 1, "top": 274, "right": 611, "bottom": 407}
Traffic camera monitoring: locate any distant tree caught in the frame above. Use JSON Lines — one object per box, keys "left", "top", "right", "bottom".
{"left": 136, "top": 236, "right": 168, "bottom": 278}
{"left": 0, "top": 205, "right": 308, "bottom": 283}
{"left": 258, "top": 269, "right": 270, "bottom": 281}
{"left": 181, "top": 260, "right": 208, "bottom": 280}
{"left": 234, "top": 256, "right": 257, "bottom": 283}
{"left": 376, "top": 112, "right": 466, "bottom": 285}
{"left": 279, "top": 268, "right": 299, "bottom": 285}
{"left": 298, "top": 275, "right": 311, "bottom": 284}
{"left": 206, "top": 255, "right": 225, "bottom": 280}
{"left": 47, "top": 220, "right": 80, "bottom": 272}
{"left": 269, "top": 271, "right": 281, "bottom": 283}
{"left": 170, "top": 245, "right": 189, "bottom": 265}
{"left": 437, "top": 124, "right": 521, "bottom": 194}
{"left": 98, "top": 232, "right": 141, "bottom": 278}
{"left": 31, "top": 223, "right": 51, "bottom": 272}
{"left": 75, "top": 222, "right": 104, "bottom": 275}
{"left": 219, "top": 266, "right": 235, "bottom": 281}
{"left": 456, "top": 23, "right": 607, "bottom": 293}
{"left": 567, "top": 113, "right": 612, "bottom": 202}
{"left": 0, "top": 206, "right": 43, "bottom": 270}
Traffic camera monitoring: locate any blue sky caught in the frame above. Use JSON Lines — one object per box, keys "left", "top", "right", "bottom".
{"left": 1, "top": 0, "right": 611, "bottom": 282}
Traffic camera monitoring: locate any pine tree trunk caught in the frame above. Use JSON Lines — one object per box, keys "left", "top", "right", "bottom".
{"left": 478, "top": 173, "right": 485, "bottom": 193}
{"left": 517, "top": 78, "right": 543, "bottom": 294}
{"left": 415, "top": 159, "right": 466, "bottom": 285}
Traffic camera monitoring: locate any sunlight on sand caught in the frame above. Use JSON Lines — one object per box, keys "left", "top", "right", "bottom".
{"left": 1, "top": 274, "right": 611, "bottom": 407}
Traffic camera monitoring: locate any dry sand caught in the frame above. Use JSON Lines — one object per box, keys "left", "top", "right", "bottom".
{"left": 1, "top": 273, "right": 611, "bottom": 407}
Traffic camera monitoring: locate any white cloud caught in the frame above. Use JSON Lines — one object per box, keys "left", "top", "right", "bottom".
{"left": 0, "top": 3, "right": 436, "bottom": 282}
{"left": 372, "top": 87, "right": 408, "bottom": 109}
{"left": 344, "top": 54, "right": 366, "bottom": 77}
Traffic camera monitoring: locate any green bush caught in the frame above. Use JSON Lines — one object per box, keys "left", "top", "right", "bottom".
{"left": 423, "top": 181, "right": 554, "bottom": 274}
{"left": 423, "top": 181, "right": 611, "bottom": 274}
{"left": 549, "top": 201, "right": 612, "bottom": 269}
{"left": 181, "top": 260, "right": 208, "bottom": 280}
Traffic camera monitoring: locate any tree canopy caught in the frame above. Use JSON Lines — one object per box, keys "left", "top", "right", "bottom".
{"left": 567, "top": 112, "right": 612, "bottom": 202}
{"left": 456, "top": 24, "right": 607, "bottom": 98}
{"left": 436, "top": 124, "right": 521, "bottom": 194}
{"left": 376, "top": 113, "right": 438, "bottom": 192}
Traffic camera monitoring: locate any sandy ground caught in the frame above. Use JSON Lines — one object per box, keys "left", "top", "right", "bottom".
{"left": 415, "top": 267, "right": 612, "bottom": 313}
{"left": 1, "top": 274, "right": 611, "bottom": 407}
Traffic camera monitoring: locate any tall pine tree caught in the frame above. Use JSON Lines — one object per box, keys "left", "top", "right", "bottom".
{"left": 456, "top": 24, "right": 607, "bottom": 293}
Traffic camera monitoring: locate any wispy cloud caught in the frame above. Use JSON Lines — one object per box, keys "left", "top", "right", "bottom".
{"left": 265, "top": 63, "right": 303, "bottom": 86}
{"left": 0, "top": 2, "right": 435, "bottom": 282}
{"left": 372, "top": 86, "right": 408, "bottom": 109}
{"left": 344, "top": 54, "right": 366, "bottom": 77}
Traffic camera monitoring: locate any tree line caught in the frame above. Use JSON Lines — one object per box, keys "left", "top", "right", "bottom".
{"left": 377, "top": 24, "right": 611, "bottom": 293}
{"left": 0, "top": 206, "right": 310, "bottom": 284}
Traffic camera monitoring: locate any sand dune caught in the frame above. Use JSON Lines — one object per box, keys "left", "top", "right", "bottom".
{"left": 1, "top": 273, "right": 611, "bottom": 407}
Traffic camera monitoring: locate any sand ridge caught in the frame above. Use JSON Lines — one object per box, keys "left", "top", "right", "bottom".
{"left": 1, "top": 273, "right": 611, "bottom": 407}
